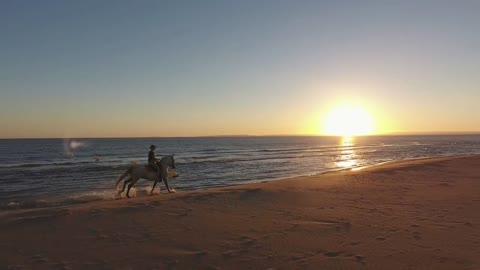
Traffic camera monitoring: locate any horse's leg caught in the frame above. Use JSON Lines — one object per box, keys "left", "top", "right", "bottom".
{"left": 159, "top": 171, "right": 171, "bottom": 193}
{"left": 118, "top": 178, "right": 132, "bottom": 194}
{"left": 163, "top": 176, "right": 172, "bottom": 193}
{"left": 126, "top": 178, "right": 139, "bottom": 198}
{"left": 150, "top": 179, "right": 158, "bottom": 195}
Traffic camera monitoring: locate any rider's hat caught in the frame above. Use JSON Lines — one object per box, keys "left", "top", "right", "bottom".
{"left": 150, "top": 145, "right": 156, "bottom": 150}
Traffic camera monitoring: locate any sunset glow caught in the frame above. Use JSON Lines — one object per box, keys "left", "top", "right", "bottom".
{"left": 322, "top": 105, "right": 374, "bottom": 136}
{"left": 1, "top": 1, "right": 480, "bottom": 139}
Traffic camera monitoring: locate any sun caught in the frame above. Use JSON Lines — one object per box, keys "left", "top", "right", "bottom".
{"left": 322, "top": 105, "right": 374, "bottom": 136}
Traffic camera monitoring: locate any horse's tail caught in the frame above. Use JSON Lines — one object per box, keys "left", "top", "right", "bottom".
{"left": 115, "top": 167, "right": 133, "bottom": 189}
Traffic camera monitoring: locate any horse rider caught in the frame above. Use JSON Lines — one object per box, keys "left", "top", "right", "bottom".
{"left": 148, "top": 145, "right": 159, "bottom": 172}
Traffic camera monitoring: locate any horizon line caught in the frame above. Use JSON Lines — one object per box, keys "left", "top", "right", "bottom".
{"left": 1, "top": 131, "right": 480, "bottom": 140}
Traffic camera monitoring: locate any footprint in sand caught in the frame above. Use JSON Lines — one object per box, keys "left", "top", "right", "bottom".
{"left": 242, "top": 238, "right": 257, "bottom": 246}
{"left": 31, "top": 254, "right": 49, "bottom": 263}
{"left": 354, "top": 255, "right": 366, "bottom": 264}
{"left": 323, "top": 251, "right": 342, "bottom": 257}
{"left": 195, "top": 251, "right": 208, "bottom": 256}
{"left": 7, "top": 265, "right": 24, "bottom": 270}
{"left": 222, "top": 251, "right": 235, "bottom": 258}
{"left": 291, "top": 254, "right": 305, "bottom": 261}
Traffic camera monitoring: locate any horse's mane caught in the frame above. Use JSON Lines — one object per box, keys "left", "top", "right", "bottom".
{"left": 157, "top": 155, "right": 174, "bottom": 164}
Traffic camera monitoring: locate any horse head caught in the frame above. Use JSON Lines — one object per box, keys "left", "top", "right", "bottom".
{"left": 170, "top": 154, "right": 176, "bottom": 169}
{"left": 158, "top": 155, "right": 176, "bottom": 169}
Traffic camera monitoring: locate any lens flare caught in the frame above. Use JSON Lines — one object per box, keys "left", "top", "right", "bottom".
{"left": 63, "top": 139, "right": 86, "bottom": 157}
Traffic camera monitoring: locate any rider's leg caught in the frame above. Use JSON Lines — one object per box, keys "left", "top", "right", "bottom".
{"left": 149, "top": 161, "right": 158, "bottom": 172}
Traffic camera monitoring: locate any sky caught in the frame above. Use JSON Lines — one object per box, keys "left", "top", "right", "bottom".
{"left": 1, "top": 0, "right": 480, "bottom": 138}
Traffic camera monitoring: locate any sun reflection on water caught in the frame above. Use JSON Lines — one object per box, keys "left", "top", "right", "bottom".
{"left": 335, "top": 136, "right": 358, "bottom": 169}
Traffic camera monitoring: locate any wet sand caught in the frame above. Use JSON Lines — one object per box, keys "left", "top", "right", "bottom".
{"left": 1, "top": 155, "right": 479, "bottom": 270}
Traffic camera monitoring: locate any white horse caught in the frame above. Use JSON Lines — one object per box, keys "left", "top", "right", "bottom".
{"left": 115, "top": 155, "right": 176, "bottom": 198}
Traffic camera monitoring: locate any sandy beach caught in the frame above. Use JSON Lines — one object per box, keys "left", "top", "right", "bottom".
{"left": 0, "top": 155, "right": 479, "bottom": 270}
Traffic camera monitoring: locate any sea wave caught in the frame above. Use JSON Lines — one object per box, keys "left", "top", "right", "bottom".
{"left": 1, "top": 135, "right": 480, "bottom": 211}
{"left": 0, "top": 161, "right": 97, "bottom": 169}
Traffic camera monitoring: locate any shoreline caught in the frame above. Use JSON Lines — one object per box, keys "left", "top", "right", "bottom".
{"left": 1, "top": 153, "right": 479, "bottom": 213}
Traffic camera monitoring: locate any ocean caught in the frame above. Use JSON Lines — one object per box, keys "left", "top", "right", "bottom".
{"left": 1, "top": 135, "right": 479, "bottom": 210}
